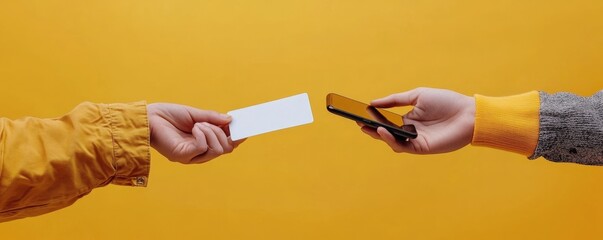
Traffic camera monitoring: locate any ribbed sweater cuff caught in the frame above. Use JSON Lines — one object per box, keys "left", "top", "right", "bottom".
{"left": 471, "top": 91, "right": 540, "bottom": 156}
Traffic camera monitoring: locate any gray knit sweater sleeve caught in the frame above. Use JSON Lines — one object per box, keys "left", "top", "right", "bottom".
{"left": 528, "top": 90, "right": 603, "bottom": 165}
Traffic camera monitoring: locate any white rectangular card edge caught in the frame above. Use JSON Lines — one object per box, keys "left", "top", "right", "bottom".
{"left": 227, "top": 93, "right": 314, "bottom": 141}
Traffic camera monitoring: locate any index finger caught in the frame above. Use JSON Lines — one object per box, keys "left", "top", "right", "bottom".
{"left": 376, "top": 127, "right": 414, "bottom": 153}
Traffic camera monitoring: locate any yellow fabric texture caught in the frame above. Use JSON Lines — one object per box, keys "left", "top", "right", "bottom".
{"left": 0, "top": 101, "right": 150, "bottom": 222}
{"left": 471, "top": 91, "right": 540, "bottom": 156}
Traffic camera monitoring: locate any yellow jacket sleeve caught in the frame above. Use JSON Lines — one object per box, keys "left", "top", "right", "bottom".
{"left": 0, "top": 101, "right": 150, "bottom": 222}
{"left": 471, "top": 91, "right": 540, "bottom": 156}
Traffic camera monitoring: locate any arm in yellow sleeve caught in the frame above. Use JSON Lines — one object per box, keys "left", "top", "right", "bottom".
{"left": 0, "top": 101, "right": 150, "bottom": 222}
{"left": 471, "top": 91, "right": 540, "bottom": 156}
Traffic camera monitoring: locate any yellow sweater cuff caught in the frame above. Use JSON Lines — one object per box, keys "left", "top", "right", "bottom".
{"left": 471, "top": 91, "right": 540, "bottom": 156}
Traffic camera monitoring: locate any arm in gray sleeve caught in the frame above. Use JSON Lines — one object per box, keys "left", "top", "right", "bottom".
{"left": 529, "top": 90, "right": 603, "bottom": 165}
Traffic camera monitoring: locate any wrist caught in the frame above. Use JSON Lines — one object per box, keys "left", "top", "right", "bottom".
{"left": 463, "top": 95, "right": 476, "bottom": 146}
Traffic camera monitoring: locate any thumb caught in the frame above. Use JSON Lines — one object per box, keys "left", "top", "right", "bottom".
{"left": 185, "top": 106, "right": 232, "bottom": 125}
{"left": 371, "top": 88, "right": 422, "bottom": 108}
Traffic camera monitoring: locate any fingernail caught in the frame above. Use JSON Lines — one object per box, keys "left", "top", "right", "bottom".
{"left": 221, "top": 114, "right": 232, "bottom": 119}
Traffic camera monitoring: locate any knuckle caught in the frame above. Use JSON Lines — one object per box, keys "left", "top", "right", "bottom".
{"left": 214, "top": 147, "right": 224, "bottom": 155}
{"left": 224, "top": 146, "right": 234, "bottom": 153}
{"left": 198, "top": 145, "right": 209, "bottom": 153}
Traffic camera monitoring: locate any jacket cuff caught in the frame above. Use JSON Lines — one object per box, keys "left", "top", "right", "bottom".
{"left": 103, "top": 101, "right": 150, "bottom": 187}
{"left": 471, "top": 91, "right": 540, "bottom": 156}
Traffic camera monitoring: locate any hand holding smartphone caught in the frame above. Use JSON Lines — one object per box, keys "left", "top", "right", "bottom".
{"left": 326, "top": 93, "right": 418, "bottom": 140}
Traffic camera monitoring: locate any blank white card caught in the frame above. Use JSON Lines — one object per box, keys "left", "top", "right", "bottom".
{"left": 227, "top": 93, "right": 314, "bottom": 141}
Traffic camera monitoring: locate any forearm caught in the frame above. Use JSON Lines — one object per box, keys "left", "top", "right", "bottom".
{"left": 0, "top": 101, "right": 150, "bottom": 222}
{"left": 471, "top": 90, "right": 603, "bottom": 165}
{"left": 529, "top": 91, "right": 603, "bottom": 165}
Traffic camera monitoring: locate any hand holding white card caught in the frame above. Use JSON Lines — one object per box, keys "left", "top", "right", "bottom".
{"left": 228, "top": 93, "right": 314, "bottom": 141}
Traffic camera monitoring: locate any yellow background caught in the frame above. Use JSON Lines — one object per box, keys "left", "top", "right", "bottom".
{"left": 1, "top": 1, "right": 603, "bottom": 239}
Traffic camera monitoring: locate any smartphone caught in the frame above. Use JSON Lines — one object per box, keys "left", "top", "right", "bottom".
{"left": 326, "top": 93, "right": 418, "bottom": 140}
